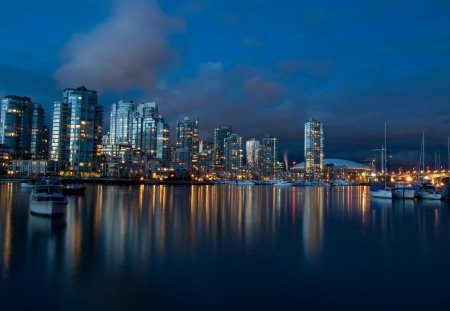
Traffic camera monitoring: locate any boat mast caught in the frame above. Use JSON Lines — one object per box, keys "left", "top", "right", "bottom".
{"left": 384, "top": 123, "right": 387, "bottom": 187}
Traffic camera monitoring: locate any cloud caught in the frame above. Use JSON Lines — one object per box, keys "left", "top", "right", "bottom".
{"left": 54, "top": 0, "right": 184, "bottom": 92}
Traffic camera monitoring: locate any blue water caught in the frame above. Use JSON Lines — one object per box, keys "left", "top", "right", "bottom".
{"left": 1, "top": 183, "right": 450, "bottom": 310}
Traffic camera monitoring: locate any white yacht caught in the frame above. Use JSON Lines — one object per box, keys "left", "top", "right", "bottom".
{"left": 370, "top": 184, "right": 392, "bottom": 199}
{"left": 392, "top": 181, "right": 415, "bottom": 199}
{"left": 417, "top": 185, "right": 442, "bottom": 200}
{"left": 30, "top": 184, "right": 67, "bottom": 216}
{"left": 234, "top": 180, "right": 255, "bottom": 186}
{"left": 273, "top": 180, "right": 294, "bottom": 187}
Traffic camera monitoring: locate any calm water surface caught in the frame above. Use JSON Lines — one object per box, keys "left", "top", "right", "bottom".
{"left": 1, "top": 182, "right": 450, "bottom": 310}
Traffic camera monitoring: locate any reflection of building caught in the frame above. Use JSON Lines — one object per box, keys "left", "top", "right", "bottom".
{"left": 259, "top": 134, "right": 278, "bottom": 178}
{"left": 304, "top": 118, "right": 324, "bottom": 181}
{"left": 303, "top": 187, "right": 324, "bottom": 262}
{"left": 224, "top": 134, "right": 243, "bottom": 173}
{"left": 175, "top": 116, "right": 199, "bottom": 167}
{"left": 50, "top": 86, "right": 103, "bottom": 174}
{"left": 213, "top": 125, "right": 232, "bottom": 171}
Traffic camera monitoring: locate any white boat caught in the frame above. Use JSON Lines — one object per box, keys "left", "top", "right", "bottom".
{"left": 30, "top": 184, "right": 67, "bottom": 216}
{"left": 392, "top": 181, "right": 415, "bottom": 199}
{"left": 371, "top": 124, "right": 392, "bottom": 199}
{"left": 370, "top": 188, "right": 392, "bottom": 199}
{"left": 273, "top": 180, "right": 294, "bottom": 187}
{"left": 417, "top": 186, "right": 442, "bottom": 200}
{"left": 235, "top": 180, "right": 255, "bottom": 186}
{"left": 392, "top": 187, "right": 415, "bottom": 199}
{"left": 332, "top": 179, "right": 350, "bottom": 186}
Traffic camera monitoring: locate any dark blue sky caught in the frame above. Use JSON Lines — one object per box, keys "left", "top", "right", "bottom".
{"left": 1, "top": 0, "right": 449, "bottom": 167}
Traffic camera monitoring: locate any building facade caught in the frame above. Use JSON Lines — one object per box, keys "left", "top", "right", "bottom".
{"left": 259, "top": 134, "right": 278, "bottom": 178}
{"left": 0, "top": 95, "right": 46, "bottom": 159}
{"left": 246, "top": 138, "right": 260, "bottom": 173}
{"left": 304, "top": 118, "right": 324, "bottom": 181}
{"left": 50, "top": 86, "right": 103, "bottom": 174}
{"left": 224, "top": 133, "right": 243, "bottom": 174}
{"left": 175, "top": 116, "right": 199, "bottom": 167}
{"left": 213, "top": 125, "right": 232, "bottom": 171}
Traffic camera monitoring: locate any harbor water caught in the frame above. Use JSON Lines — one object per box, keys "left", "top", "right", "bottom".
{"left": 1, "top": 182, "right": 450, "bottom": 309}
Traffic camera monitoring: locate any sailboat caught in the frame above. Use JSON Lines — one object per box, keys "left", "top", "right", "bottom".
{"left": 370, "top": 124, "right": 392, "bottom": 199}
{"left": 416, "top": 133, "right": 442, "bottom": 200}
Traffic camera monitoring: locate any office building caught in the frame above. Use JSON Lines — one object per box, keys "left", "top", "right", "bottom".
{"left": 304, "top": 118, "right": 324, "bottom": 181}
{"left": 246, "top": 138, "right": 260, "bottom": 173}
{"left": 175, "top": 116, "right": 199, "bottom": 167}
{"left": 213, "top": 125, "right": 232, "bottom": 170}
{"left": 224, "top": 133, "right": 243, "bottom": 173}
{"left": 259, "top": 134, "right": 278, "bottom": 178}
{"left": 50, "top": 86, "right": 103, "bottom": 174}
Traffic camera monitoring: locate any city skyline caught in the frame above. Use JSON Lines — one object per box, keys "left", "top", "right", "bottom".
{"left": 0, "top": 0, "right": 449, "bottom": 164}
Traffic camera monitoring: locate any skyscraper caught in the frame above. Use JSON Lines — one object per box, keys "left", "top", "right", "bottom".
{"left": 213, "top": 125, "right": 232, "bottom": 170}
{"left": 50, "top": 86, "right": 103, "bottom": 174}
{"left": 110, "top": 100, "right": 136, "bottom": 146}
{"left": 0, "top": 95, "right": 46, "bottom": 159}
{"left": 224, "top": 133, "right": 243, "bottom": 173}
{"left": 246, "top": 138, "right": 260, "bottom": 173}
{"left": 176, "top": 116, "right": 199, "bottom": 166}
{"left": 304, "top": 118, "right": 324, "bottom": 181}
{"left": 259, "top": 134, "right": 278, "bottom": 178}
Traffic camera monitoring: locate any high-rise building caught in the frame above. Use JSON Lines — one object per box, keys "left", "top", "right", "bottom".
{"left": 50, "top": 86, "right": 103, "bottom": 174}
{"left": 176, "top": 116, "right": 199, "bottom": 166}
{"left": 259, "top": 134, "right": 278, "bottom": 177}
{"left": 304, "top": 118, "right": 324, "bottom": 181}
{"left": 0, "top": 95, "right": 46, "bottom": 159}
{"left": 224, "top": 133, "right": 243, "bottom": 173}
{"left": 246, "top": 138, "right": 260, "bottom": 173}
{"left": 30, "top": 102, "right": 47, "bottom": 159}
{"left": 213, "top": 125, "right": 232, "bottom": 170}
{"left": 110, "top": 100, "right": 136, "bottom": 146}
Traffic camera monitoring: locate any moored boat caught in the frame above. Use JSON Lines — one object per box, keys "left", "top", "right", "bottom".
{"left": 30, "top": 184, "right": 67, "bottom": 216}
{"left": 273, "top": 180, "right": 293, "bottom": 187}
{"left": 417, "top": 184, "right": 442, "bottom": 200}
{"left": 370, "top": 184, "right": 392, "bottom": 199}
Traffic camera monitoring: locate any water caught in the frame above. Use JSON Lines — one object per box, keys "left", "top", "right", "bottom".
{"left": 1, "top": 182, "right": 450, "bottom": 310}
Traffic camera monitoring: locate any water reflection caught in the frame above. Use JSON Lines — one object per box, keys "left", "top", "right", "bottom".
{"left": 1, "top": 183, "right": 450, "bottom": 308}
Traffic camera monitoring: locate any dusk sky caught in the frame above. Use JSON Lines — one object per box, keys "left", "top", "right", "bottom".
{"left": 1, "top": 0, "right": 449, "bottom": 167}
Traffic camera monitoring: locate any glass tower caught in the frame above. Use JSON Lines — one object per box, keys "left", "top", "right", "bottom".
{"left": 304, "top": 118, "right": 324, "bottom": 181}
{"left": 110, "top": 100, "right": 136, "bottom": 146}
{"left": 224, "top": 133, "right": 243, "bottom": 173}
{"left": 50, "top": 86, "right": 103, "bottom": 174}
{"left": 246, "top": 138, "right": 260, "bottom": 173}
{"left": 0, "top": 95, "right": 45, "bottom": 159}
{"left": 176, "top": 116, "right": 199, "bottom": 166}
{"left": 213, "top": 125, "right": 232, "bottom": 171}
{"left": 259, "top": 134, "right": 278, "bottom": 178}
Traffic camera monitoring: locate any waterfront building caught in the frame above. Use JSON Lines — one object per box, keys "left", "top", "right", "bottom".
{"left": 0, "top": 95, "right": 47, "bottom": 160}
{"left": 246, "top": 138, "right": 260, "bottom": 173}
{"left": 291, "top": 158, "right": 371, "bottom": 182}
{"left": 259, "top": 134, "right": 278, "bottom": 178}
{"left": 304, "top": 118, "right": 324, "bottom": 181}
{"left": 224, "top": 134, "right": 243, "bottom": 173}
{"left": 110, "top": 100, "right": 136, "bottom": 146}
{"left": 197, "top": 140, "right": 214, "bottom": 177}
{"left": 50, "top": 86, "right": 103, "bottom": 175}
{"left": 30, "top": 103, "right": 47, "bottom": 159}
{"left": 213, "top": 125, "right": 233, "bottom": 171}
{"left": 175, "top": 116, "right": 199, "bottom": 167}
